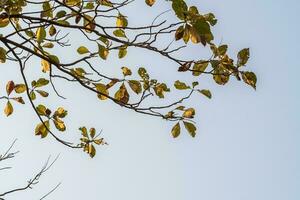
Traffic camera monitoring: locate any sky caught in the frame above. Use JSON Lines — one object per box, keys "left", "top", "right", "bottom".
{"left": 0, "top": 0, "right": 299, "bottom": 200}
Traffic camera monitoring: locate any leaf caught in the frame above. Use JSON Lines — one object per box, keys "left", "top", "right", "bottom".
{"left": 98, "top": 44, "right": 109, "bottom": 60}
{"left": 172, "top": 0, "right": 188, "bottom": 20}
{"left": 12, "top": 97, "right": 25, "bottom": 104}
{"left": 128, "top": 80, "right": 142, "bottom": 94}
{"left": 174, "top": 80, "right": 190, "bottom": 90}
{"left": 4, "top": 101, "right": 13, "bottom": 117}
{"left": 113, "top": 29, "right": 126, "bottom": 38}
{"left": 192, "top": 61, "right": 209, "bottom": 76}
{"left": 154, "top": 83, "right": 170, "bottom": 98}
{"left": 42, "top": 42, "right": 54, "bottom": 48}
{"left": 145, "top": 0, "right": 156, "bottom": 7}
{"left": 35, "top": 120, "right": 50, "bottom": 138}
{"left": 114, "top": 83, "right": 129, "bottom": 104}
{"left": 6, "top": 81, "right": 15, "bottom": 96}
{"left": 49, "top": 25, "right": 56, "bottom": 36}
{"left": 79, "top": 127, "right": 88, "bottom": 137}
{"left": 64, "top": 0, "right": 81, "bottom": 6}
{"left": 77, "top": 46, "right": 89, "bottom": 54}
{"left": 171, "top": 122, "right": 180, "bottom": 138}
{"left": 94, "top": 83, "right": 109, "bottom": 100}
{"left": 36, "top": 27, "right": 46, "bottom": 43}
{"left": 121, "top": 66, "right": 132, "bottom": 76}
{"left": 53, "top": 118, "right": 66, "bottom": 131}
{"left": 54, "top": 107, "right": 68, "bottom": 118}
{"left": 36, "top": 78, "right": 49, "bottom": 87}
{"left": 41, "top": 59, "right": 51, "bottom": 73}
{"left": 241, "top": 71, "right": 257, "bottom": 90}
{"left": 175, "top": 25, "right": 184, "bottom": 41}
{"left": 0, "top": 47, "right": 7, "bottom": 63}
{"left": 183, "top": 121, "right": 196, "bottom": 137}
{"left": 118, "top": 46, "right": 127, "bottom": 59}
{"left": 116, "top": 14, "right": 128, "bottom": 28}
{"left": 182, "top": 108, "right": 195, "bottom": 118}
{"left": 218, "top": 45, "right": 228, "bottom": 56}
{"left": 237, "top": 48, "right": 250, "bottom": 67}
{"left": 138, "top": 67, "right": 149, "bottom": 80}
{"left": 89, "top": 128, "right": 96, "bottom": 138}
{"left": 36, "top": 90, "right": 49, "bottom": 97}
{"left": 14, "top": 84, "right": 26, "bottom": 94}
{"left": 88, "top": 144, "right": 96, "bottom": 158}
{"left": 198, "top": 89, "right": 212, "bottom": 99}
{"left": 36, "top": 104, "right": 47, "bottom": 116}
{"left": 0, "top": 15, "right": 9, "bottom": 28}
{"left": 30, "top": 91, "right": 36, "bottom": 100}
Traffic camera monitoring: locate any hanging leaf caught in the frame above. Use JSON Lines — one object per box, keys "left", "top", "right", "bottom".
{"left": 241, "top": 71, "right": 257, "bottom": 90}
{"left": 183, "top": 121, "right": 196, "bottom": 137}
{"left": 114, "top": 83, "right": 129, "bottom": 104}
{"left": 182, "top": 108, "right": 195, "bottom": 118}
{"left": 116, "top": 14, "right": 128, "bottom": 28}
{"left": 4, "top": 101, "right": 13, "bottom": 117}
{"left": 6, "top": 81, "right": 15, "bottom": 96}
{"left": 118, "top": 46, "right": 127, "bottom": 59}
{"left": 237, "top": 48, "right": 250, "bottom": 67}
{"left": 0, "top": 47, "right": 7, "bottom": 63}
{"left": 36, "top": 27, "right": 46, "bottom": 43}
{"left": 98, "top": 44, "right": 109, "bottom": 60}
{"left": 171, "top": 122, "right": 181, "bottom": 138}
{"left": 145, "top": 0, "right": 156, "bottom": 7}
{"left": 41, "top": 59, "right": 51, "bottom": 73}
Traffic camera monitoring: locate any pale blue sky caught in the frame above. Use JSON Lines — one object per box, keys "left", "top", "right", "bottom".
{"left": 0, "top": 0, "right": 299, "bottom": 200}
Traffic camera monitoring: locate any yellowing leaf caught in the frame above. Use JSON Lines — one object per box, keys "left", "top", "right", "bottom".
{"left": 0, "top": 15, "right": 9, "bottom": 28}
{"left": 41, "top": 59, "right": 51, "bottom": 73}
{"left": 115, "top": 83, "right": 129, "bottom": 104}
{"left": 0, "top": 47, "right": 7, "bottom": 63}
{"left": 241, "top": 71, "right": 257, "bottom": 90}
{"left": 35, "top": 120, "right": 50, "bottom": 138}
{"left": 182, "top": 108, "right": 195, "bottom": 118}
{"left": 198, "top": 89, "right": 212, "bottom": 99}
{"left": 95, "top": 83, "right": 109, "bottom": 100}
{"left": 98, "top": 44, "right": 109, "bottom": 60}
{"left": 36, "top": 27, "right": 46, "bottom": 43}
{"left": 116, "top": 14, "right": 128, "bottom": 28}
{"left": 183, "top": 121, "right": 196, "bottom": 137}
{"left": 118, "top": 46, "right": 127, "bottom": 59}
{"left": 171, "top": 122, "right": 180, "bottom": 138}
{"left": 174, "top": 80, "right": 190, "bottom": 90}
{"left": 49, "top": 25, "right": 56, "bottom": 36}
{"left": 64, "top": 0, "right": 81, "bottom": 6}
{"left": 77, "top": 46, "right": 89, "bottom": 54}
{"left": 54, "top": 118, "right": 66, "bottom": 131}
{"left": 88, "top": 144, "right": 96, "bottom": 158}
{"left": 128, "top": 80, "right": 142, "bottom": 94}
{"left": 12, "top": 97, "right": 25, "bottom": 104}
{"left": 121, "top": 67, "right": 132, "bottom": 76}
{"left": 192, "top": 61, "right": 209, "bottom": 76}
{"left": 4, "top": 101, "right": 13, "bottom": 117}
{"left": 36, "top": 90, "right": 49, "bottom": 97}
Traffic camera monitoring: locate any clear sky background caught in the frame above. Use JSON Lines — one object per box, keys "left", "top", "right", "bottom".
{"left": 0, "top": 0, "right": 299, "bottom": 200}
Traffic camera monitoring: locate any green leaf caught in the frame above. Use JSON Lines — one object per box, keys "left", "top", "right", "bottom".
{"left": 116, "top": 14, "right": 128, "bottom": 28}
{"left": 183, "top": 121, "right": 196, "bottom": 137}
{"left": 77, "top": 46, "right": 89, "bottom": 54}
{"left": 171, "top": 122, "right": 181, "bottom": 138}
{"left": 174, "top": 80, "right": 190, "bottom": 90}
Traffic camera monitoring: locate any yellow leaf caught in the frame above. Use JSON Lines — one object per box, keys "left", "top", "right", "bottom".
{"left": 145, "top": 0, "right": 156, "bottom": 6}
{"left": 14, "top": 84, "right": 26, "bottom": 94}
{"left": 41, "top": 59, "right": 51, "bottom": 73}
{"left": 4, "top": 101, "right": 13, "bottom": 117}
{"left": 182, "top": 108, "right": 195, "bottom": 118}
{"left": 95, "top": 83, "right": 109, "bottom": 100}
